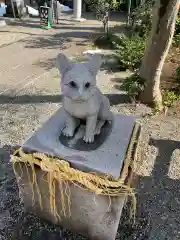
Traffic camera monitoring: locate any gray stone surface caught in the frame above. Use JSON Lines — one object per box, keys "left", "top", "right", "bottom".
{"left": 0, "top": 19, "right": 6, "bottom": 27}
{"left": 23, "top": 107, "right": 136, "bottom": 180}
{"left": 14, "top": 162, "right": 126, "bottom": 240}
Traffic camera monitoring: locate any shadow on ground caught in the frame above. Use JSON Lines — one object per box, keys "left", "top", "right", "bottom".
{"left": 20, "top": 33, "right": 68, "bottom": 49}
{"left": 33, "top": 52, "right": 125, "bottom": 75}
{"left": 19, "top": 29, "right": 101, "bottom": 49}
{"left": 0, "top": 93, "right": 130, "bottom": 105}
{"left": 34, "top": 53, "right": 121, "bottom": 73}
{"left": 126, "top": 138, "right": 180, "bottom": 239}
{"left": 4, "top": 16, "right": 126, "bottom": 50}
{"left": 33, "top": 57, "right": 57, "bottom": 70}
{"left": 0, "top": 94, "right": 62, "bottom": 104}
{"left": 3, "top": 19, "right": 102, "bottom": 49}
{"left": 6, "top": 18, "right": 74, "bottom": 29}
{"left": 0, "top": 29, "right": 45, "bottom": 36}
{"left": 5, "top": 12, "right": 126, "bottom": 29}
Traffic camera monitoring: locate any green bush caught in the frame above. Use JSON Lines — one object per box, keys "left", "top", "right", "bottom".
{"left": 173, "top": 33, "right": 180, "bottom": 47}
{"left": 94, "top": 33, "right": 122, "bottom": 49}
{"left": 112, "top": 0, "right": 120, "bottom": 11}
{"left": 176, "top": 66, "right": 180, "bottom": 82}
{"left": 175, "top": 12, "right": 180, "bottom": 35}
{"left": 84, "top": 0, "right": 111, "bottom": 19}
{"left": 121, "top": 73, "right": 145, "bottom": 100}
{"left": 131, "top": 4, "right": 179, "bottom": 42}
{"left": 162, "top": 90, "right": 180, "bottom": 107}
{"left": 130, "top": 0, "right": 153, "bottom": 37}
{"left": 115, "top": 35, "right": 146, "bottom": 70}
{"left": 173, "top": 12, "right": 180, "bottom": 46}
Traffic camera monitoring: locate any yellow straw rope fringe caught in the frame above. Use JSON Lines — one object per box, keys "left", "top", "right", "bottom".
{"left": 11, "top": 124, "right": 139, "bottom": 223}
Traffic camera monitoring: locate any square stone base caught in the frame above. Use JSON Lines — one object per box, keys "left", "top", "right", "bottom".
{"left": 23, "top": 108, "right": 136, "bottom": 180}
{"left": 13, "top": 108, "right": 140, "bottom": 240}
{"left": 14, "top": 162, "right": 126, "bottom": 240}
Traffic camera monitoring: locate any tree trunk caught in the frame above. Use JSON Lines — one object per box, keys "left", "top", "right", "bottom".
{"left": 139, "top": 0, "right": 180, "bottom": 109}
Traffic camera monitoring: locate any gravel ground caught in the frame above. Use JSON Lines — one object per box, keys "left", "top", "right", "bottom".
{"left": 1, "top": 16, "right": 180, "bottom": 240}
{"left": 1, "top": 70, "right": 180, "bottom": 240}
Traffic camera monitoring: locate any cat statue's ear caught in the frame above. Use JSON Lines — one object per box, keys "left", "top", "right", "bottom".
{"left": 56, "top": 53, "right": 73, "bottom": 76}
{"left": 84, "top": 54, "right": 102, "bottom": 77}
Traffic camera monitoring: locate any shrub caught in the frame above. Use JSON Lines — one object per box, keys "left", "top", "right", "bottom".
{"left": 176, "top": 66, "right": 180, "bottom": 82}
{"left": 131, "top": 4, "right": 179, "bottom": 40}
{"left": 173, "top": 12, "right": 180, "bottom": 46}
{"left": 162, "top": 90, "right": 180, "bottom": 107}
{"left": 130, "top": 0, "right": 153, "bottom": 37}
{"left": 173, "top": 33, "right": 180, "bottom": 47}
{"left": 94, "top": 33, "right": 122, "bottom": 49}
{"left": 121, "top": 73, "right": 145, "bottom": 100}
{"left": 115, "top": 34, "right": 146, "bottom": 70}
{"left": 84, "top": 0, "right": 111, "bottom": 19}
{"left": 175, "top": 12, "right": 180, "bottom": 36}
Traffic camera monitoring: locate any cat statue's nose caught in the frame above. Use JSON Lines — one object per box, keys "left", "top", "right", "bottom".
{"left": 78, "top": 88, "right": 84, "bottom": 98}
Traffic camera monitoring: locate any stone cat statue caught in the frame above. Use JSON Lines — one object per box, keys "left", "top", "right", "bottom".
{"left": 56, "top": 53, "right": 112, "bottom": 143}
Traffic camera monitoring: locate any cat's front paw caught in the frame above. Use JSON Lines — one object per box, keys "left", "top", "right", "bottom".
{"left": 83, "top": 134, "right": 94, "bottom": 143}
{"left": 62, "top": 126, "right": 74, "bottom": 137}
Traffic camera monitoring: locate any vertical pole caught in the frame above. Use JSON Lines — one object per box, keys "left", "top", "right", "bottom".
{"left": 50, "top": 0, "right": 54, "bottom": 22}
{"left": 56, "top": 0, "right": 58, "bottom": 24}
{"left": 10, "top": 0, "right": 16, "bottom": 18}
{"left": 73, "top": 0, "right": 82, "bottom": 20}
{"left": 127, "top": 0, "right": 132, "bottom": 25}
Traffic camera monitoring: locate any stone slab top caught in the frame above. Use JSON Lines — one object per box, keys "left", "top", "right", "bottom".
{"left": 23, "top": 108, "right": 136, "bottom": 180}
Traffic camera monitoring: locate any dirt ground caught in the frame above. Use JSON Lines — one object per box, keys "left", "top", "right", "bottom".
{"left": 1, "top": 14, "right": 180, "bottom": 240}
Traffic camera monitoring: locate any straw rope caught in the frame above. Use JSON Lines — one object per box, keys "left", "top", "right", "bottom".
{"left": 11, "top": 123, "right": 140, "bottom": 222}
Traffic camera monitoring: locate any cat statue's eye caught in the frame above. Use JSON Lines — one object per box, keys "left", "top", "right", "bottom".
{"left": 69, "top": 81, "right": 76, "bottom": 88}
{"left": 85, "top": 82, "right": 90, "bottom": 88}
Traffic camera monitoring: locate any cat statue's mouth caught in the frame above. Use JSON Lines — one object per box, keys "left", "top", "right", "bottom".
{"left": 71, "top": 98, "right": 88, "bottom": 103}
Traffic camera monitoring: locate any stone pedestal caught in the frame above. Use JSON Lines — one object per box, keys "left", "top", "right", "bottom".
{"left": 13, "top": 108, "right": 140, "bottom": 240}
{"left": 15, "top": 164, "right": 126, "bottom": 240}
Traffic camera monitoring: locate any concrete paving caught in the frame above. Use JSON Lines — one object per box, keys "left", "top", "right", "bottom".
{"left": 0, "top": 15, "right": 100, "bottom": 95}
